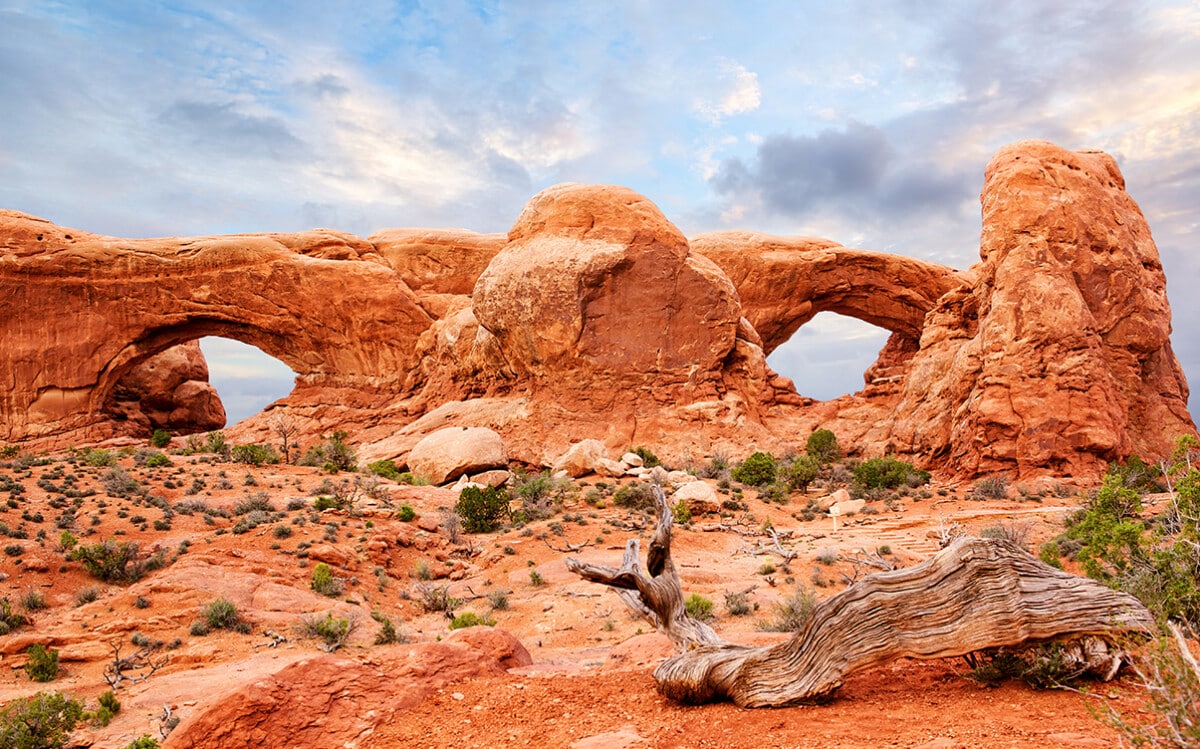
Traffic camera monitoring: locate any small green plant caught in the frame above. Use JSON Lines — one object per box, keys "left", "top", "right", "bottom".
{"left": 684, "top": 593, "right": 715, "bottom": 621}
{"left": 201, "top": 597, "right": 249, "bottom": 632}
{"left": 611, "top": 482, "right": 655, "bottom": 511}
{"left": 297, "top": 430, "right": 357, "bottom": 471}
{"left": 759, "top": 587, "right": 818, "bottom": 632}
{"left": 310, "top": 562, "right": 342, "bottom": 597}
{"left": 731, "top": 451, "right": 778, "bottom": 487}
{"left": 149, "top": 429, "right": 172, "bottom": 448}
{"left": 298, "top": 611, "right": 355, "bottom": 652}
{"left": 455, "top": 485, "right": 511, "bottom": 533}
{"left": 671, "top": 497, "right": 692, "bottom": 524}
{"left": 144, "top": 453, "right": 171, "bottom": 468}
{"left": 0, "top": 597, "right": 29, "bottom": 634}
{"left": 852, "top": 456, "right": 930, "bottom": 492}
{"left": 805, "top": 429, "right": 842, "bottom": 465}
{"left": 367, "top": 459, "right": 402, "bottom": 480}
{"left": 120, "top": 736, "right": 159, "bottom": 749}
{"left": 230, "top": 443, "right": 281, "bottom": 466}
{"left": 632, "top": 446, "right": 661, "bottom": 468}
{"left": 529, "top": 569, "right": 546, "bottom": 587}
{"left": 0, "top": 691, "right": 84, "bottom": 749}
{"left": 449, "top": 611, "right": 496, "bottom": 629}
{"left": 487, "top": 590, "right": 509, "bottom": 610}
{"left": 69, "top": 539, "right": 152, "bottom": 583}
{"left": 724, "top": 590, "right": 751, "bottom": 616}
{"left": 24, "top": 643, "right": 59, "bottom": 682}
{"left": 88, "top": 690, "right": 120, "bottom": 727}
{"left": 397, "top": 503, "right": 416, "bottom": 522}
{"left": 370, "top": 610, "right": 402, "bottom": 645}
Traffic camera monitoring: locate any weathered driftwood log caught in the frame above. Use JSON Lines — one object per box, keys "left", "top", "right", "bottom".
{"left": 566, "top": 486, "right": 1154, "bottom": 706}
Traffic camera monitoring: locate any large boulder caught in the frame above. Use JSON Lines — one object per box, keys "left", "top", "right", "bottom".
{"left": 407, "top": 426, "right": 508, "bottom": 484}
{"left": 551, "top": 439, "right": 611, "bottom": 478}
{"left": 107, "top": 341, "right": 226, "bottom": 434}
{"left": 472, "top": 184, "right": 742, "bottom": 387}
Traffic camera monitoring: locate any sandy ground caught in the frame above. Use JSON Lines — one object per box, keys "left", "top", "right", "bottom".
{"left": 0, "top": 447, "right": 1150, "bottom": 747}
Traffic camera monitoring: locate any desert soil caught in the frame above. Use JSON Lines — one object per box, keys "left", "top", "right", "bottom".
{"left": 0, "top": 448, "right": 1151, "bottom": 747}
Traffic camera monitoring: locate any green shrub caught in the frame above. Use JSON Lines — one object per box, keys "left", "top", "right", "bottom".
{"left": 0, "top": 597, "right": 29, "bottom": 635}
{"left": 144, "top": 453, "right": 171, "bottom": 468}
{"left": 455, "top": 486, "right": 511, "bottom": 533}
{"left": 805, "top": 429, "right": 842, "bottom": 464}
{"left": 299, "top": 611, "right": 354, "bottom": 652}
{"left": 783, "top": 454, "right": 820, "bottom": 492}
{"left": 759, "top": 587, "right": 818, "bottom": 632}
{"left": 415, "top": 582, "right": 459, "bottom": 612}
{"left": 0, "top": 691, "right": 84, "bottom": 749}
{"left": 202, "top": 597, "right": 247, "bottom": 631}
{"left": 397, "top": 504, "right": 416, "bottom": 522}
{"left": 69, "top": 540, "right": 150, "bottom": 583}
{"left": 366, "top": 460, "right": 402, "bottom": 480}
{"left": 671, "top": 498, "right": 692, "bottom": 524}
{"left": 232, "top": 493, "right": 275, "bottom": 515}
{"left": 149, "top": 429, "right": 172, "bottom": 448}
{"left": 311, "top": 562, "right": 341, "bottom": 596}
{"left": 852, "top": 456, "right": 930, "bottom": 492}
{"left": 230, "top": 443, "right": 280, "bottom": 466}
{"left": 88, "top": 690, "right": 120, "bottom": 727}
{"left": 632, "top": 446, "right": 661, "bottom": 468}
{"left": 24, "top": 644, "right": 59, "bottom": 682}
{"left": 297, "top": 430, "right": 357, "bottom": 471}
{"left": 611, "top": 482, "right": 655, "bottom": 512}
{"left": 121, "top": 736, "right": 159, "bottom": 749}
{"left": 684, "top": 593, "right": 714, "bottom": 621}
{"left": 80, "top": 448, "right": 116, "bottom": 467}
{"left": 731, "top": 451, "right": 777, "bottom": 487}
{"left": 371, "top": 610, "right": 403, "bottom": 645}
{"left": 449, "top": 611, "right": 496, "bottom": 630}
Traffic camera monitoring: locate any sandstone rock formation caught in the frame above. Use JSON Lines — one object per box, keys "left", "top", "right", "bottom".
{"left": 164, "top": 628, "right": 531, "bottom": 749}
{"left": 107, "top": 341, "right": 226, "bottom": 434}
{"left": 407, "top": 426, "right": 509, "bottom": 484}
{"left": 0, "top": 141, "right": 1194, "bottom": 481}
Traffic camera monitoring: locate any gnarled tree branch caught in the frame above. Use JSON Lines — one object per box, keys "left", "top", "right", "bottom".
{"left": 568, "top": 485, "right": 1155, "bottom": 706}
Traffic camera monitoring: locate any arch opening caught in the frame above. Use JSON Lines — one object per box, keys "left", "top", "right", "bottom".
{"left": 198, "top": 337, "right": 297, "bottom": 426}
{"left": 100, "top": 325, "right": 300, "bottom": 436}
{"left": 766, "top": 312, "right": 898, "bottom": 401}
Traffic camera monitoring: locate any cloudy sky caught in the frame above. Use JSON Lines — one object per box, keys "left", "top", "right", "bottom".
{"left": 3, "top": 1, "right": 1197, "bottom": 425}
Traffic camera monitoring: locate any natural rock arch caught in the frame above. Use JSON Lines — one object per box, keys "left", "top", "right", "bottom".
{"left": 0, "top": 211, "right": 432, "bottom": 444}
{"left": 690, "top": 232, "right": 970, "bottom": 356}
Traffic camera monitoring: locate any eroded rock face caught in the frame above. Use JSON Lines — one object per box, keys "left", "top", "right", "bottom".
{"left": 891, "top": 142, "right": 1194, "bottom": 478}
{"left": 1, "top": 141, "right": 1194, "bottom": 480}
{"left": 473, "top": 184, "right": 742, "bottom": 388}
{"left": 164, "top": 628, "right": 531, "bottom": 749}
{"left": 107, "top": 341, "right": 226, "bottom": 434}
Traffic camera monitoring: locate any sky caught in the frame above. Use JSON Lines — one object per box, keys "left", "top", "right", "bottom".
{"left": 3, "top": 1, "right": 1197, "bottom": 426}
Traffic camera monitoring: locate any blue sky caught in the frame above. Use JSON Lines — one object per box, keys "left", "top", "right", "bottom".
{"left": 3, "top": 1, "right": 1198, "bottom": 425}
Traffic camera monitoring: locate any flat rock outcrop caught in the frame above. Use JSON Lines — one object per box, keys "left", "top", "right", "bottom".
{"left": 0, "top": 141, "right": 1194, "bottom": 480}
{"left": 164, "top": 628, "right": 532, "bottom": 749}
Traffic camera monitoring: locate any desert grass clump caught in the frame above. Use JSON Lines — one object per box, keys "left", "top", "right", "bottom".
{"left": 759, "top": 587, "right": 818, "bottom": 632}
{"left": 310, "top": 562, "right": 342, "bottom": 597}
{"left": 298, "top": 611, "right": 355, "bottom": 652}
{"left": 449, "top": 611, "right": 496, "bottom": 630}
{"left": 684, "top": 593, "right": 715, "bottom": 622}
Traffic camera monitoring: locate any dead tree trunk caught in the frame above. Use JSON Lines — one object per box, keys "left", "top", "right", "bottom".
{"left": 567, "top": 486, "right": 1154, "bottom": 706}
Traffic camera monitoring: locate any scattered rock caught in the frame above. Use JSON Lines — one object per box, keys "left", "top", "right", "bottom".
{"left": 551, "top": 439, "right": 611, "bottom": 478}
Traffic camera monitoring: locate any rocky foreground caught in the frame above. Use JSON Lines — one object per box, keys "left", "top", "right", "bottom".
{"left": 0, "top": 446, "right": 1166, "bottom": 748}
{"left": 2, "top": 140, "right": 1195, "bottom": 482}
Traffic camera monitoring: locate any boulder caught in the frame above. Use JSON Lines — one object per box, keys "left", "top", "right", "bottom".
{"left": 829, "top": 498, "right": 867, "bottom": 516}
{"left": 672, "top": 481, "right": 720, "bottom": 515}
{"left": 620, "top": 451, "right": 644, "bottom": 467}
{"left": 408, "top": 426, "right": 508, "bottom": 484}
{"left": 552, "top": 439, "right": 611, "bottom": 477}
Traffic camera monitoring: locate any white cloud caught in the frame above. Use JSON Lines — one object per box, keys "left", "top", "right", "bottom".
{"left": 693, "top": 59, "right": 762, "bottom": 123}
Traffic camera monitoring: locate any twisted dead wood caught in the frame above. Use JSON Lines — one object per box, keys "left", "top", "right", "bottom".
{"left": 567, "top": 486, "right": 1154, "bottom": 706}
